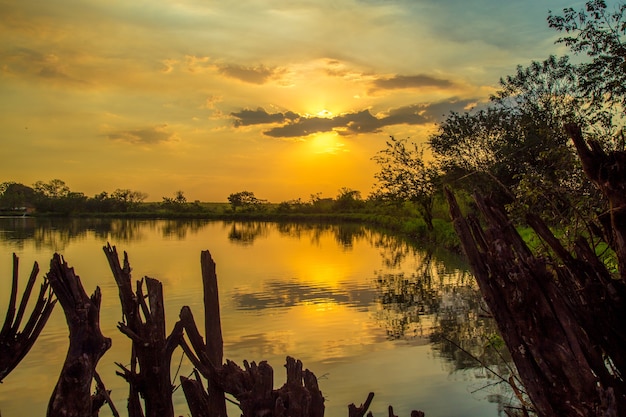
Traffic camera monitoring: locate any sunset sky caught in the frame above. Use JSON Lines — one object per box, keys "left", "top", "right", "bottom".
{"left": 1, "top": 0, "right": 592, "bottom": 202}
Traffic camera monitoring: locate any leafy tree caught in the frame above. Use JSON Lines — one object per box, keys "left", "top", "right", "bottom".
{"left": 161, "top": 190, "right": 189, "bottom": 212}
{"left": 430, "top": 55, "right": 600, "bottom": 225}
{"left": 111, "top": 189, "right": 148, "bottom": 204}
{"left": 108, "top": 189, "right": 148, "bottom": 212}
{"left": 428, "top": 107, "right": 519, "bottom": 201}
{"left": 174, "top": 190, "right": 186, "bottom": 204}
{"left": 0, "top": 182, "right": 36, "bottom": 210}
{"left": 548, "top": 0, "right": 626, "bottom": 121}
{"left": 333, "top": 187, "right": 364, "bottom": 212}
{"left": 372, "top": 137, "right": 440, "bottom": 231}
{"left": 227, "top": 191, "right": 264, "bottom": 212}
{"left": 33, "top": 179, "right": 70, "bottom": 199}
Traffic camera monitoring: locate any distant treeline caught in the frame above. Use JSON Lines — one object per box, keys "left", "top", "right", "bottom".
{"left": 0, "top": 179, "right": 462, "bottom": 248}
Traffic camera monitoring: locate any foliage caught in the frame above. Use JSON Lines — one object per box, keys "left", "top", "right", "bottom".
{"left": 548, "top": 0, "right": 626, "bottom": 125}
{"left": 33, "top": 179, "right": 70, "bottom": 199}
{"left": 0, "top": 182, "right": 36, "bottom": 210}
{"left": 227, "top": 191, "right": 265, "bottom": 212}
{"left": 429, "top": 55, "right": 605, "bottom": 227}
{"left": 333, "top": 187, "right": 364, "bottom": 212}
{"left": 371, "top": 137, "right": 440, "bottom": 231}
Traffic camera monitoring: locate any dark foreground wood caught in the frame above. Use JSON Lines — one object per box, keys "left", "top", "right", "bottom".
{"left": 3, "top": 247, "right": 427, "bottom": 416}
{"left": 0, "top": 254, "right": 56, "bottom": 383}
{"left": 46, "top": 254, "right": 112, "bottom": 417}
{"left": 445, "top": 124, "right": 626, "bottom": 416}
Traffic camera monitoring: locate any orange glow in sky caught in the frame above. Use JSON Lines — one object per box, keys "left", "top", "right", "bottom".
{"left": 0, "top": 0, "right": 579, "bottom": 202}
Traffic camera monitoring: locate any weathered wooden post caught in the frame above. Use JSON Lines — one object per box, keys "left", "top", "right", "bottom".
{"left": 46, "top": 254, "right": 111, "bottom": 417}
{"left": 201, "top": 250, "right": 227, "bottom": 417}
{"left": 103, "top": 244, "right": 184, "bottom": 417}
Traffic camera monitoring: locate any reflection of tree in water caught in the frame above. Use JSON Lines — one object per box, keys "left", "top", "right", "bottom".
{"left": 373, "top": 247, "right": 522, "bottom": 414}
{"left": 0, "top": 218, "right": 153, "bottom": 251}
{"left": 226, "top": 221, "right": 271, "bottom": 245}
{"left": 370, "top": 233, "right": 414, "bottom": 268}
{"left": 273, "top": 222, "right": 368, "bottom": 248}
{"left": 160, "top": 219, "right": 208, "bottom": 239}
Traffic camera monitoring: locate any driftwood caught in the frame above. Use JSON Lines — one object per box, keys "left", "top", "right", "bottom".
{"left": 445, "top": 125, "right": 626, "bottom": 417}
{"left": 103, "top": 244, "right": 184, "bottom": 417}
{"left": 0, "top": 254, "right": 56, "bottom": 382}
{"left": 46, "top": 253, "right": 112, "bottom": 417}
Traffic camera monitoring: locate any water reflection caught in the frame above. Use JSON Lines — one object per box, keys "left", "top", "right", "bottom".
{"left": 232, "top": 279, "right": 375, "bottom": 310}
{"left": 0, "top": 218, "right": 512, "bottom": 417}
{"left": 230, "top": 221, "right": 369, "bottom": 249}
{"left": 227, "top": 221, "right": 271, "bottom": 245}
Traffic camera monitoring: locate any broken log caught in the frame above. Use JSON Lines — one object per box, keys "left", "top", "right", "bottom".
{"left": 446, "top": 189, "right": 626, "bottom": 416}
{"left": 46, "top": 253, "right": 112, "bottom": 417}
{"left": 0, "top": 254, "right": 56, "bottom": 382}
{"left": 103, "top": 244, "right": 184, "bottom": 417}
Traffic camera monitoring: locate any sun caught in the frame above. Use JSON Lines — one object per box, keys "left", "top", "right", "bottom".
{"left": 308, "top": 132, "right": 345, "bottom": 155}
{"left": 315, "top": 109, "right": 333, "bottom": 118}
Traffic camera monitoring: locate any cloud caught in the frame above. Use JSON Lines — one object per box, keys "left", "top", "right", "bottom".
{"left": 370, "top": 74, "right": 454, "bottom": 91}
{"left": 217, "top": 63, "right": 282, "bottom": 84}
{"left": 1, "top": 47, "right": 84, "bottom": 84}
{"left": 107, "top": 124, "right": 175, "bottom": 144}
{"left": 231, "top": 108, "right": 298, "bottom": 127}
{"left": 231, "top": 98, "right": 478, "bottom": 138}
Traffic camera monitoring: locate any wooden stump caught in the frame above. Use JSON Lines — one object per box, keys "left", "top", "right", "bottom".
{"left": 103, "top": 244, "right": 184, "bottom": 417}
{"left": 46, "top": 254, "right": 111, "bottom": 417}
{"left": 0, "top": 254, "right": 56, "bottom": 382}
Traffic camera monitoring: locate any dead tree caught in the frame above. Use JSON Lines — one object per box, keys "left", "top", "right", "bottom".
{"left": 177, "top": 251, "right": 325, "bottom": 417}
{"left": 103, "top": 244, "right": 184, "bottom": 417}
{"left": 445, "top": 124, "right": 626, "bottom": 417}
{"left": 213, "top": 356, "right": 325, "bottom": 417}
{"left": 0, "top": 254, "right": 56, "bottom": 382}
{"left": 46, "top": 253, "right": 112, "bottom": 417}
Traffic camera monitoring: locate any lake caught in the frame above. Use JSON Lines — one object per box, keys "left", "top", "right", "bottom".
{"left": 0, "top": 218, "right": 513, "bottom": 417}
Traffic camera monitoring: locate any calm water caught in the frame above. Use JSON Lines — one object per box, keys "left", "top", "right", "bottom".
{"left": 0, "top": 218, "right": 511, "bottom": 417}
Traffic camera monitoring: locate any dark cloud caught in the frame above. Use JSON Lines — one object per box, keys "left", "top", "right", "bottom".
{"left": 108, "top": 124, "right": 174, "bottom": 144}
{"left": 231, "top": 98, "right": 477, "bottom": 138}
{"left": 231, "top": 108, "right": 298, "bottom": 127}
{"left": 371, "top": 74, "right": 454, "bottom": 91}
{"left": 265, "top": 115, "right": 342, "bottom": 137}
{"left": 2, "top": 47, "right": 83, "bottom": 84}
{"left": 218, "top": 64, "right": 280, "bottom": 84}
{"left": 418, "top": 97, "right": 477, "bottom": 119}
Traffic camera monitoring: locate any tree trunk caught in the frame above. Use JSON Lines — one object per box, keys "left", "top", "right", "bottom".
{"left": 201, "top": 250, "right": 227, "bottom": 417}
{"left": 443, "top": 124, "right": 626, "bottom": 417}
{"left": 103, "top": 244, "right": 183, "bottom": 417}
{"left": 46, "top": 253, "right": 111, "bottom": 417}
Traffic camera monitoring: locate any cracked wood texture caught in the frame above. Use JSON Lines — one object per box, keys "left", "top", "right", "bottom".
{"left": 45, "top": 253, "right": 111, "bottom": 417}
{"left": 103, "top": 244, "right": 183, "bottom": 417}
{"left": 446, "top": 125, "right": 626, "bottom": 417}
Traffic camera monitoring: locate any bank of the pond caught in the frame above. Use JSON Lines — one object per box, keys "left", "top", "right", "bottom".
{"left": 29, "top": 210, "right": 462, "bottom": 252}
